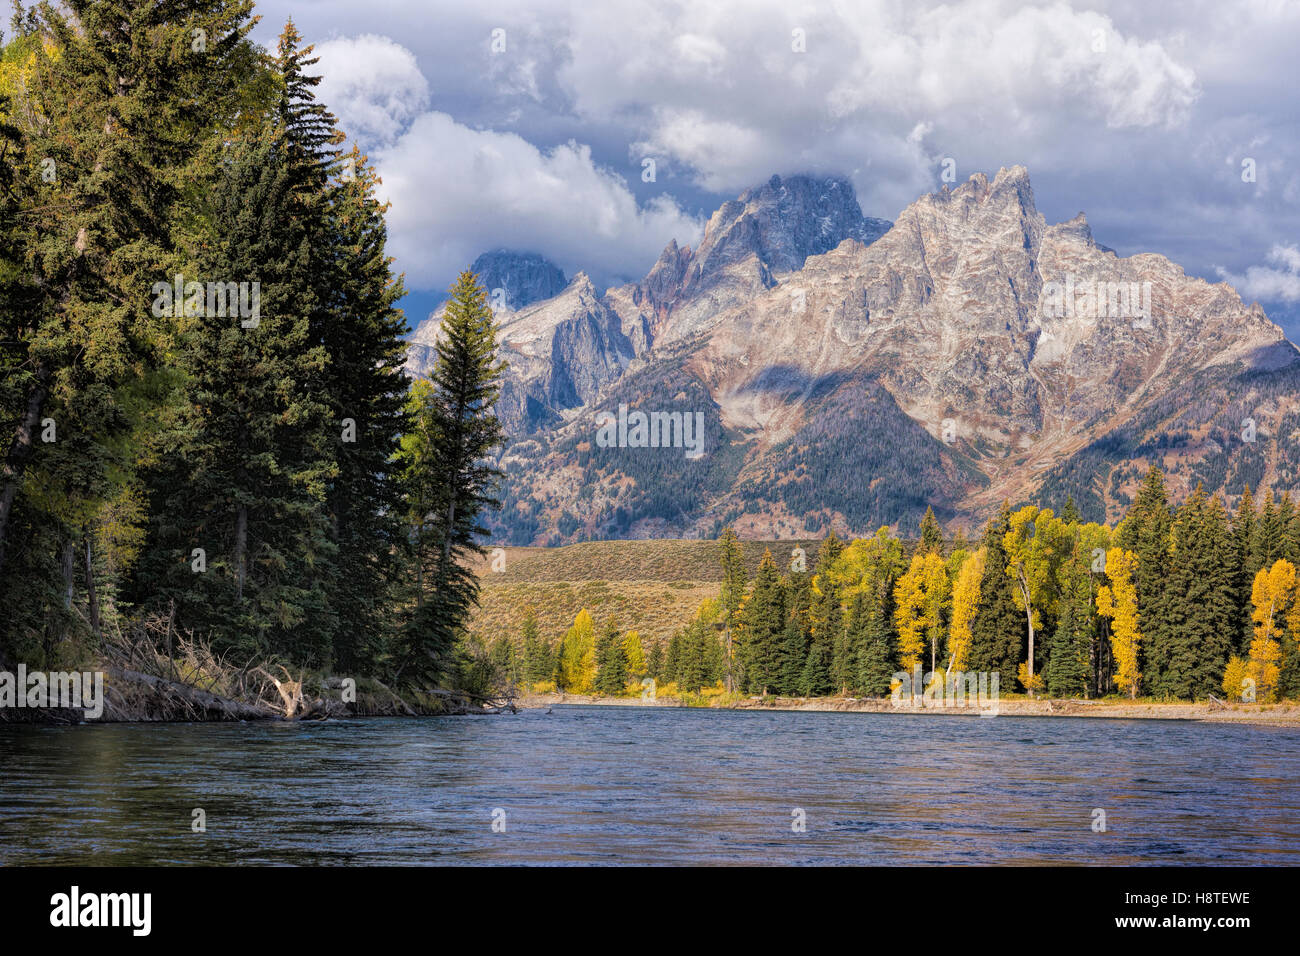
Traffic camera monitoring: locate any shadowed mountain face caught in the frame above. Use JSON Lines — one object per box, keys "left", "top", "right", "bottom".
{"left": 408, "top": 169, "right": 1300, "bottom": 544}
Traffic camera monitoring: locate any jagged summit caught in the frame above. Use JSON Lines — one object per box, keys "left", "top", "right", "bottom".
{"left": 468, "top": 249, "right": 566, "bottom": 311}
{"left": 406, "top": 167, "right": 1300, "bottom": 543}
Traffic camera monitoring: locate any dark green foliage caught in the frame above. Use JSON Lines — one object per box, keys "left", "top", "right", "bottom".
{"left": 1115, "top": 466, "right": 1172, "bottom": 681}
{"left": 850, "top": 590, "right": 896, "bottom": 697}
{"left": 967, "top": 503, "right": 1024, "bottom": 682}
{"left": 595, "top": 619, "right": 628, "bottom": 694}
{"left": 521, "top": 610, "right": 552, "bottom": 683}
{"left": 396, "top": 270, "right": 506, "bottom": 688}
{"left": 737, "top": 549, "right": 785, "bottom": 694}
{"left": 918, "top": 507, "right": 943, "bottom": 555}
{"left": 1044, "top": 596, "right": 1091, "bottom": 698}
{"left": 1146, "top": 488, "right": 1236, "bottom": 699}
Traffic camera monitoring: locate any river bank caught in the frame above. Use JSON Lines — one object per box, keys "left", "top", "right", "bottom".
{"left": 517, "top": 691, "right": 1300, "bottom": 727}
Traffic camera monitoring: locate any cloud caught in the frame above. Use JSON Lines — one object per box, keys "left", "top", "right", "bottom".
{"left": 376, "top": 112, "right": 703, "bottom": 292}
{"left": 314, "top": 34, "right": 430, "bottom": 149}
{"left": 557, "top": 0, "right": 1199, "bottom": 201}
{"left": 1217, "top": 245, "right": 1300, "bottom": 303}
{"left": 252, "top": 0, "right": 1300, "bottom": 336}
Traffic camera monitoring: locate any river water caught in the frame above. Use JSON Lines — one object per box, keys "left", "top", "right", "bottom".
{"left": 2, "top": 705, "right": 1297, "bottom": 865}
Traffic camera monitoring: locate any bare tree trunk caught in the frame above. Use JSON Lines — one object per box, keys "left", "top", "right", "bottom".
{"left": 62, "top": 538, "right": 75, "bottom": 610}
{"left": 234, "top": 504, "right": 247, "bottom": 602}
{"left": 84, "top": 531, "right": 101, "bottom": 639}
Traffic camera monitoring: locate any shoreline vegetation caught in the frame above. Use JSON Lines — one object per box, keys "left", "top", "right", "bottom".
{"left": 517, "top": 692, "right": 1300, "bottom": 728}
{"left": 2, "top": 13, "right": 510, "bottom": 720}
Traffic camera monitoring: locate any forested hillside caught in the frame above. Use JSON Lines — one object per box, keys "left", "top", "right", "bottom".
{"left": 0, "top": 3, "right": 502, "bottom": 703}
{"left": 486, "top": 476, "right": 1300, "bottom": 705}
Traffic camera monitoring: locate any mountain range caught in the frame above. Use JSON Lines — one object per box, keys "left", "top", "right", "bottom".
{"left": 407, "top": 168, "right": 1300, "bottom": 544}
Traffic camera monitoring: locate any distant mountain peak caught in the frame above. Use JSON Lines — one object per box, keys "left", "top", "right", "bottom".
{"left": 704, "top": 172, "right": 892, "bottom": 273}
{"left": 469, "top": 249, "right": 567, "bottom": 312}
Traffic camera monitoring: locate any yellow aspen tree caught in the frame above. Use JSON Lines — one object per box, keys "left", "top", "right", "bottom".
{"left": 947, "top": 546, "right": 985, "bottom": 675}
{"left": 1248, "top": 560, "right": 1295, "bottom": 702}
{"left": 1097, "top": 548, "right": 1142, "bottom": 698}
{"left": 623, "top": 630, "right": 646, "bottom": 679}
{"left": 560, "top": 609, "right": 597, "bottom": 694}
{"left": 1003, "top": 506, "right": 1063, "bottom": 697}
{"left": 894, "top": 551, "right": 948, "bottom": 674}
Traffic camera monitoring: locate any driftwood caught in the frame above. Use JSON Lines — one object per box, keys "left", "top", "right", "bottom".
{"left": 252, "top": 665, "right": 305, "bottom": 718}
{"left": 104, "top": 666, "right": 280, "bottom": 721}
{"left": 425, "top": 688, "right": 519, "bottom": 714}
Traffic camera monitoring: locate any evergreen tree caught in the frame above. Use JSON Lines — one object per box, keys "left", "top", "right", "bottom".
{"left": 918, "top": 506, "right": 943, "bottom": 555}
{"left": 521, "top": 608, "right": 550, "bottom": 683}
{"left": 967, "top": 503, "right": 1023, "bottom": 684}
{"left": 594, "top": 618, "right": 628, "bottom": 695}
{"left": 717, "top": 525, "right": 746, "bottom": 691}
{"left": 1147, "top": 489, "right": 1235, "bottom": 699}
{"left": 804, "top": 534, "right": 843, "bottom": 696}
{"left": 1233, "top": 485, "right": 1260, "bottom": 656}
{"left": 396, "top": 270, "right": 505, "bottom": 687}
{"left": 1061, "top": 496, "right": 1080, "bottom": 525}
{"left": 737, "top": 549, "right": 785, "bottom": 694}
{"left": 321, "top": 144, "right": 411, "bottom": 671}
{"left": 136, "top": 122, "right": 337, "bottom": 664}
{"left": 647, "top": 638, "right": 665, "bottom": 682}
{"left": 1115, "top": 466, "right": 1172, "bottom": 684}
{"left": 778, "top": 566, "right": 812, "bottom": 694}
{"left": 663, "top": 630, "right": 683, "bottom": 685}
{"left": 852, "top": 588, "right": 897, "bottom": 697}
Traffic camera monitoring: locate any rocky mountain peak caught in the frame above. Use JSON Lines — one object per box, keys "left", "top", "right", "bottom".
{"left": 694, "top": 173, "right": 892, "bottom": 276}
{"left": 469, "top": 249, "right": 567, "bottom": 312}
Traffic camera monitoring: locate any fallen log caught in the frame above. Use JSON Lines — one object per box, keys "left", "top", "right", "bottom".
{"left": 104, "top": 666, "right": 281, "bottom": 721}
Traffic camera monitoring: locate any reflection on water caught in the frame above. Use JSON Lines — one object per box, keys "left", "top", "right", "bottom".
{"left": 2, "top": 706, "right": 1298, "bottom": 865}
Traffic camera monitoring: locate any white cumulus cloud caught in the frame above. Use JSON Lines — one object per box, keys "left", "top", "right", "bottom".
{"left": 376, "top": 112, "right": 703, "bottom": 293}
{"left": 314, "top": 34, "right": 430, "bottom": 149}
{"left": 1218, "top": 245, "right": 1300, "bottom": 303}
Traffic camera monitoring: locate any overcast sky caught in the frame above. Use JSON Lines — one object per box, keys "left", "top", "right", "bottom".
{"left": 250, "top": 0, "right": 1300, "bottom": 338}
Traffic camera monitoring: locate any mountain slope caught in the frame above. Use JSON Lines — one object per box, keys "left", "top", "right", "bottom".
{"left": 410, "top": 168, "right": 1299, "bottom": 542}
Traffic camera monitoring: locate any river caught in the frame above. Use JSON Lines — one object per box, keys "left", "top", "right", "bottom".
{"left": 2, "top": 706, "right": 1297, "bottom": 865}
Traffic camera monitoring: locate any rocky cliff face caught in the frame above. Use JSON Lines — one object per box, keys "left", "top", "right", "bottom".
{"left": 406, "top": 249, "right": 569, "bottom": 380}
{"left": 408, "top": 168, "right": 1300, "bottom": 543}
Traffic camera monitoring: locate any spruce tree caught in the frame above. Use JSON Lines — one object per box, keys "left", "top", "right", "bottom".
{"left": 918, "top": 506, "right": 943, "bottom": 555}
{"left": 717, "top": 525, "right": 746, "bottom": 690}
{"left": 967, "top": 503, "right": 1023, "bottom": 684}
{"left": 737, "top": 549, "right": 785, "bottom": 694}
{"left": 1233, "top": 485, "right": 1260, "bottom": 655}
{"left": 1147, "top": 488, "right": 1235, "bottom": 698}
{"left": 594, "top": 618, "right": 627, "bottom": 695}
{"left": 321, "top": 146, "right": 411, "bottom": 671}
{"left": 1115, "top": 466, "right": 1172, "bottom": 685}
{"left": 663, "top": 631, "right": 683, "bottom": 685}
{"left": 396, "top": 270, "right": 506, "bottom": 687}
{"left": 136, "top": 121, "right": 337, "bottom": 664}
{"left": 853, "top": 587, "right": 897, "bottom": 697}
{"left": 647, "top": 639, "right": 664, "bottom": 682}
{"left": 803, "top": 536, "right": 843, "bottom": 696}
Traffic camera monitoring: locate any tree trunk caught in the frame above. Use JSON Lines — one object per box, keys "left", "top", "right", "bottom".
{"left": 84, "top": 531, "right": 101, "bottom": 639}
{"left": 61, "top": 538, "right": 75, "bottom": 609}
{"left": 233, "top": 504, "right": 247, "bottom": 602}
{"left": 1019, "top": 576, "right": 1036, "bottom": 698}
